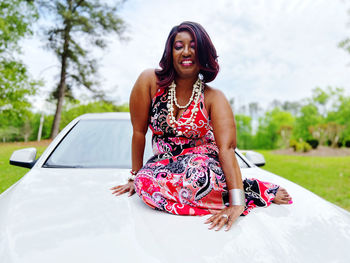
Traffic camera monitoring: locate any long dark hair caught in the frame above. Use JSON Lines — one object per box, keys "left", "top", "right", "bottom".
{"left": 155, "top": 21, "right": 219, "bottom": 88}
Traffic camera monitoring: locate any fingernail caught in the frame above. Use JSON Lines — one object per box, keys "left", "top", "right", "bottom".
{"left": 288, "top": 200, "right": 293, "bottom": 204}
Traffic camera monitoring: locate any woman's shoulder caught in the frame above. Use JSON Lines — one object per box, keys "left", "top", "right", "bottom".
{"left": 204, "top": 85, "right": 230, "bottom": 117}
{"left": 137, "top": 68, "right": 158, "bottom": 84}
{"left": 204, "top": 85, "right": 227, "bottom": 103}
{"left": 133, "top": 68, "right": 158, "bottom": 100}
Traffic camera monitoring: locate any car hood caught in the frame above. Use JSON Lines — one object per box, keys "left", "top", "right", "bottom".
{"left": 0, "top": 167, "right": 350, "bottom": 263}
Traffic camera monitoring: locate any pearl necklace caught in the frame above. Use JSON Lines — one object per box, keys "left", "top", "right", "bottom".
{"left": 167, "top": 78, "right": 202, "bottom": 136}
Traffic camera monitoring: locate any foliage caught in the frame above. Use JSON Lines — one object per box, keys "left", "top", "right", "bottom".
{"left": 0, "top": 99, "right": 128, "bottom": 142}
{"left": 232, "top": 87, "right": 350, "bottom": 150}
{"left": 37, "top": 0, "right": 126, "bottom": 138}
{"left": 0, "top": 0, "right": 38, "bottom": 52}
{"left": 0, "top": 61, "right": 37, "bottom": 113}
{"left": 254, "top": 108, "right": 295, "bottom": 149}
{"left": 0, "top": 0, "right": 41, "bottom": 142}
{"left": 293, "top": 103, "right": 322, "bottom": 141}
{"left": 59, "top": 100, "right": 129, "bottom": 129}
{"left": 296, "top": 141, "right": 312, "bottom": 152}
{"left": 345, "top": 141, "right": 350, "bottom": 148}
{"left": 289, "top": 139, "right": 312, "bottom": 152}
{"left": 327, "top": 95, "right": 350, "bottom": 143}
{"left": 235, "top": 114, "right": 253, "bottom": 149}
{"left": 306, "top": 139, "right": 319, "bottom": 149}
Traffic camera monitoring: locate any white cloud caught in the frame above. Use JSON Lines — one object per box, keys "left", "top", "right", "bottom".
{"left": 21, "top": 0, "right": 350, "bottom": 112}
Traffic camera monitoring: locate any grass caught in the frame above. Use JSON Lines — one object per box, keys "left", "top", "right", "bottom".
{"left": 258, "top": 150, "right": 350, "bottom": 211}
{"left": 1, "top": 141, "right": 349, "bottom": 212}
{"left": 0, "top": 140, "right": 51, "bottom": 194}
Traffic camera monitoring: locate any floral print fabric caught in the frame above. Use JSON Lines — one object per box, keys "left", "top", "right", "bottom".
{"left": 134, "top": 86, "right": 279, "bottom": 216}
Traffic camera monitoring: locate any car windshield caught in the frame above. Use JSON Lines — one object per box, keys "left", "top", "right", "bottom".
{"left": 43, "top": 118, "right": 249, "bottom": 169}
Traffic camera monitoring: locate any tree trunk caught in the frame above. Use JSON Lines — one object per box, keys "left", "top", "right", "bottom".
{"left": 50, "top": 26, "right": 71, "bottom": 139}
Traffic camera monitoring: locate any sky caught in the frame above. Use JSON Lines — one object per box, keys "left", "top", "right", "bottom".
{"left": 21, "top": 0, "right": 350, "bottom": 113}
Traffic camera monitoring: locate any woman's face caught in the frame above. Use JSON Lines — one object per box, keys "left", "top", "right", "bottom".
{"left": 172, "top": 31, "right": 200, "bottom": 79}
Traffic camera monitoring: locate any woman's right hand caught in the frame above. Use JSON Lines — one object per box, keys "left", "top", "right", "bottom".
{"left": 110, "top": 181, "right": 135, "bottom": 197}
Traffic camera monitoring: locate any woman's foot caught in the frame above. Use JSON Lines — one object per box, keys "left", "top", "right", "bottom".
{"left": 272, "top": 187, "right": 292, "bottom": 204}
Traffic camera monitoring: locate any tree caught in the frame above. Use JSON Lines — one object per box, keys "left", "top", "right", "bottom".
{"left": 0, "top": 0, "right": 40, "bottom": 141}
{"left": 0, "top": 0, "right": 39, "bottom": 108}
{"left": 235, "top": 114, "right": 253, "bottom": 149}
{"left": 38, "top": 0, "right": 126, "bottom": 138}
{"left": 281, "top": 101, "right": 301, "bottom": 116}
{"left": 339, "top": 7, "right": 350, "bottom": 58}
{"left": 0, "top": 0, "right": 37, "bottom": 52}
{"left": 325, "top": 122, "right": 345, "bottom": 147}
{"left": 254, "top": 108, "right": 295, "bottom": 149}
{"left": 326, "top": 90, "right": 350, "bottom": 144}
{"left": 308, "top": 123, "right": 328, "bottom": 146}
{"left": 59, "top": 100, "right": 128, "bottom": 129}
{"left": 293, "top": 104, "right": 323, "bottom": 141}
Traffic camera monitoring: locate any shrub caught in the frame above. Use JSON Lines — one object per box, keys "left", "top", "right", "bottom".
{"left": 289, "top": 139, "right": 298, "bottom": 151}
{"left": 306, "top": 139, "right": 319, "bottom": 149}
{"left": 337, "top": 141, "right": 343, "bottom": 148}
{"left": 303, "top": 142, "right": 312, "bottom": 152}
{"left": 294, "top": 141, "right": 312, "bottom": 152}
{"left": 345, "top": 140, "right": 350, "bottom": 148}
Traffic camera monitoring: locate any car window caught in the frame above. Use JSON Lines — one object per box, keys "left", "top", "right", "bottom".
{"left": 43, "top": 119, "right": 250, "bottom": 169}
{"left": 44, "top": 119, "right": 152, "bottom": 168}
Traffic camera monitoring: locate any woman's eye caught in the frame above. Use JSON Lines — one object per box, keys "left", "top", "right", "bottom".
{"left": 174, "top": 44, "right": 183, "bottom": 50}
{"left": 190, "top": 43, "right": 195, "bottom": 49}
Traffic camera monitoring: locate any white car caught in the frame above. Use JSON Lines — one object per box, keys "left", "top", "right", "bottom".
{"left": 1, "top": 112, "right": 350, "bottom": 263}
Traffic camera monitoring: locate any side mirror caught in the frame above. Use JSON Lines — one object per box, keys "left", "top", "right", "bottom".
{"left": 9, "top": 147, "right": 37, "bottom": 169}
{"left": 245, "top": 151, "right": 266, "bottom": 167}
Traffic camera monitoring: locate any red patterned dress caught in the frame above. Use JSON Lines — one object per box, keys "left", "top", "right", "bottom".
{"left": 134, "top": 86, "right": 279, "bottom": 216}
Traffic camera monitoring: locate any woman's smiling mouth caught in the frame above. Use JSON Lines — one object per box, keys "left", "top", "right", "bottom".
{"left": 181, "top": 59, "right": 194, "bottom": 67}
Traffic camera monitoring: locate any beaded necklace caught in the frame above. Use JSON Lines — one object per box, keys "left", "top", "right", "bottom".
{"left": 167, "top": 78, "right": 203, "bottom": 136}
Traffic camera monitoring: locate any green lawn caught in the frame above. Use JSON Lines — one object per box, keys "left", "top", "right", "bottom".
{"left": 1, "top": 142, "right": 349, "bottom": 212}
{"left": 258, "top": 150, "right": 350, "bottom": 211}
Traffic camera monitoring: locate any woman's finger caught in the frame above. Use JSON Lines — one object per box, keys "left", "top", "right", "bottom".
{"left": 110, "top": 185, "right": 123, "bottom": 190}
{"left": 114, "top": 187, "right": 129, "bottom": 196}
{"left": 225, "top": 216, "right": 236, "bottom": 231}
{"left": 215, "top": 216, "right": 228, "bottom": 231}
{"left": 112, "top": 189, "right": 122, "bottom": 195}
{"left": 204, "top": 214, "right": 218, "bottom": 224}
{"left": 112, "top": 186, "right": 126, "bottom": 193}
{"left": 128, "top": 187, "right": 134, "bottom": 196}
{"left": 208, "top": 215, "right": 222, "bottom": 229}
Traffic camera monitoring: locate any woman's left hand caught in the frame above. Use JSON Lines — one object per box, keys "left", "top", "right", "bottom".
{"left": 205, "top": 205, "right": 245, "bottom": 231}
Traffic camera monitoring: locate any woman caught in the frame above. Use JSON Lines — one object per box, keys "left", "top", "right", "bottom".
{"left": 111, "top": 21, "right": 292, "bottom": 231}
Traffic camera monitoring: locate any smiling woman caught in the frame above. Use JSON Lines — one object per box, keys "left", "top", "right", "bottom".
{"left": 111, "top": 21, "right": 292, "bottom": 231}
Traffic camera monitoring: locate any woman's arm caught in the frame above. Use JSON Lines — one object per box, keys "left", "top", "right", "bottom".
{"left": 111, "top": 69, "right": 155, "bottom": 196}
{"left": 204, "top": 88, "right": 245, "bottom": 230}
{"left": 210, "top": 89, "right": 243, "bottom": 191}
{"left": 130, "top": 70, "right": 154, "bottom": 172}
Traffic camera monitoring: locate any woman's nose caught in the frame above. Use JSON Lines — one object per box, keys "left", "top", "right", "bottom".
{"left": 182, "top": 45, "right": 191, "bottom": 56}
